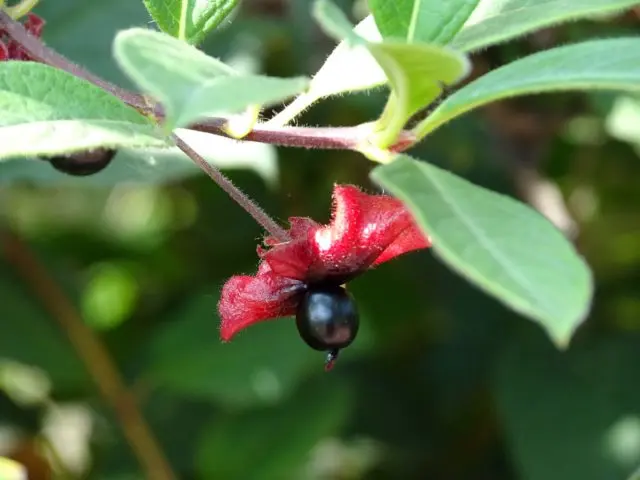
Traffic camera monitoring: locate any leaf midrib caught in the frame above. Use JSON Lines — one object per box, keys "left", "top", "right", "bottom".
{"left": 412, "top": 162, "right": 554, "bottom": 317}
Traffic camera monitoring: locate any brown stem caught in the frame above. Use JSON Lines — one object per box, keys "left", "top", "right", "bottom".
{"left": 0, "top": 10, "right": 148, "bottom": 110}
{"left": 172, "top": 133, "right": 291, "bottom": 242}
{"left": 191, "top": 119, "right": 368, "bottom": 151}
{"left": 0, "top": 10, "right": 417, "bottom": 153}
{"left": 0, "top": 230, "right": 177, "bottom": 480}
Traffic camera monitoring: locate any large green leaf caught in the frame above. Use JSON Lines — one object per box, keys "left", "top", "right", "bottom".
{"left": 113, "top": 28, "right": 308, "bottom": 131}
{"left": 145, "top": 291, "right": 320, "bottom": 408}
{"left": 371, "top": 155, "right": 593, "bottom": 347}
{"left": 142, "top": 0, "right": 239, "bottom": 44}
{"left": 0, "top": 62, "right": 166, "bottom": 159}
{"left": 415, "top": 38, "right": 640, "bottom": 140}
{"left": 313, "top": 0, "right": 469, "bottom": 148}
{"left": 495, "top": 329, "right": 640, "bottom": 480}
{"left": 271, "top": 0, "right": 640, "bottom": 126}
{"left": 37, "top": 0, "right": 152, "bottom": 86}
{"left": 196, "top": 378, "right": 352, "bottom": 479}
{"left": 369, "top": 0, "right": 480, "bottom": 45}
{"left": 268, "top": 15, "right": 385, "bottom": 126}
{"left": 452, "top": 0, "right": 640, "bottom": 53}
{"left": 0, "top": 130, "right": 278, "bottom": 187}
{"left": 0, "top": 265, "right": 88, "bottom": 390}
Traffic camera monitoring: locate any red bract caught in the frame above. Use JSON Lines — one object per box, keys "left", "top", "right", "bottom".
{"left": 0, "top": 13, "right": 44, "bottom": 61}
{"left": 218, "top": 184, "right": 431, "bottom": 341}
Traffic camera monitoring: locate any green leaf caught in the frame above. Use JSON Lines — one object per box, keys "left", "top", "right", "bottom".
{"left": 495, "top": 330, "right": 640, "bottom": 480}
{"left": 142, "top": 0, "right": 239, "bottom": 45}
{"left": 312, "top": 0, "right": 469, "bottom": 148}
{"left": 0, "top": 130, "right": 278, "bottom": 187}
{"left": 271, "top": 0, "right": 639, "bottom": 126}
{"left": 369, "top": 0, "right": 480, "bottom": 45}
{"left": 0, "top": 265, "right": 88, "bottom": 390}
{"left": 415, "top": 38, "right": 640, "bottom": 140}
{"left": 0, "top": 62, "right": 167, "bottom": 159}
{"left": 35, "top": 0, "right": 153, "bottom": 86}
{"left": 367, "top": 42, "right": 469, "bottom": 147}
{"left": 145, "top": 291, "right": 320, "bottom": 408}
{"left": 113, "top": 29, "right": 309, "bottom": 131}
{"left": 267, "top": 15, "right": 383, "bottom": 126}
{"left": 196, "top": 378, "right": 352, "bottom": 479}
{"left": 452, "top": 0, "right": 640, "bottom": 53}
{"left": 371, "top": 155, "right": 593, "bottom": 347}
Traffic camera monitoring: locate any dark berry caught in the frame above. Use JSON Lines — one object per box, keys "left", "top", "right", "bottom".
{"left": 295, "top": 284, "right": 359, "bottom": 352}
{"left": 44, "top": 148, "right": 116, "bottom": 176}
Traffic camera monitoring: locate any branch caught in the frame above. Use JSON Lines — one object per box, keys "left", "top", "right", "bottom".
{"left": 0, "top": 230, "right": 177, "bottom": 480}
{"left": 172, "top": 133, "right": 290, "bottom": 242}
{"left": 0, "top": 9, "right": 149, "bottom": 111}
{"left": 0, "top": 10, "right": 416, "bottom": 153}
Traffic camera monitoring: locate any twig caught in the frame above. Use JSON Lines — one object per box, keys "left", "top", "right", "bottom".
{"left": 172, "top": 133, "right": 291, "bottom": 242}
{"left": 0, "top": 10, "right": 416, "bottom": 154}
{"left": 191, "top": 119, "right": 368, "bottom": 151}
{"left": 0, "top": 9, "right": 148, "bottom": 110}
{"left": 0, "top": 230, "right": 177, "bottom": 480}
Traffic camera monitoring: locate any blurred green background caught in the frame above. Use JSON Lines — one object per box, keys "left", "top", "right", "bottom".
{"left": 2, "top": 1, "right": 640, "bottom": 479}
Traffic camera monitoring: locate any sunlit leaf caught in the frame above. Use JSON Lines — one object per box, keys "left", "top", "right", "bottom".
{"left": 142, "top": 0, "right": 239, "bottom": 44}
{"left": 452, "top": 0, "right": 640, "bottom": 52}
{"left": 371, "top": 155, "right": 593, "bottom": 346}
{"left": 313, "top": 0, "right": 469, "bottom": 148}
{"left": 0, "top": 129, "right": 278, "bottom": 187}
{"left": 370, "top": 0, "right": 480, "bottom": 45}
{"left": 415, "top": 38, "right": 640, "bottom": 140}
{"left": 0, "top": 62, "right": 166, "bottom": 159}
{"left": 114, "top": 28, "right": 308, "bottom": 131}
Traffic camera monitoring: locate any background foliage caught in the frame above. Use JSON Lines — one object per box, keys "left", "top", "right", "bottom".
{"left": 2, "top": 0, "right": 640, "bottom": 479}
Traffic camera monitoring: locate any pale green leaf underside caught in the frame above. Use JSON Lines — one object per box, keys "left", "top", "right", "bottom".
{"left": 298, "top": 0, "right": 639, "bottom": 115}
{"left": 142, "top": 0, "right": 239, "bottom": 44}
{"left": 0, "top": 129, "right": 278, "bottom": 187}
{"left": 313, "top": 0, "right": 468, "bottom": 145}
{"left": 114, "top": 28, "right": 308, "bottom": 130}
{"left": 371, "top": 155, "right": 593, "bottom": 346}
{"left": 369, "top": 41, "right": 469, "bottom": 145}
{"left": 0, "top": 62, "right": 166, "bottom": 159}
{"left": 416, "top": 38, "right": 640, "bottom": 138}
{"left": 370, "top": 0, "right": 480, "bottom": 45}
{"left": 452, "top": 0, "right": 640, "bottom": 53}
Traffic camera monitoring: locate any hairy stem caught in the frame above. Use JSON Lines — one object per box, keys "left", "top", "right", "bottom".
{"left": 0, "top": 11, "right": 417, "bottom": 154}
{"left": 0, "top": 231, "right": 177, "bottom": 480}
{"left": 0, "top": 9, "right": 148, "bottom": 110}
{"left": 172, "top": 133, "right": 291, "bottom": 242}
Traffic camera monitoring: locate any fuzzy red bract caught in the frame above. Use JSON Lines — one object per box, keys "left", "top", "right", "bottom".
{"left": 218, "top": 184, "right": 431, "bottom": 341}
{"left": 0, "top": 13, "right": 44, "bottom": 61}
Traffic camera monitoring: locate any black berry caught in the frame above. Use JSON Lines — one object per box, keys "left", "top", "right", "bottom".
{"left": 44, "top": 148, "right": 116, "bottom": 176}
{"left": 295, "top": 284, "right": 359, "bottom": 351}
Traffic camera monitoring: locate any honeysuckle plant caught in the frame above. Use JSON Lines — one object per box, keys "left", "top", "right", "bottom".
{"left": 2, "top": 0, "right": 640, "bottom": 367}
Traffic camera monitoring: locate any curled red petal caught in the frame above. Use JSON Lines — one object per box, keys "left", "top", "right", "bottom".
{"left": 0, "top": 42, "right": 8, "bottom": 61}
{"left": 372, "top": 221, "right": 431, "bottom": 266}
{"left": 24, "top": 14, "right": 45, "bottom": 37}
{"left": 261, "top": 185, "right": 431, "bottom": 283}
{"left": 310, "top": 185, "right": 430, "bottom": 273}
{"left": 218, "top": 262, "right": 304, "bottom": 341}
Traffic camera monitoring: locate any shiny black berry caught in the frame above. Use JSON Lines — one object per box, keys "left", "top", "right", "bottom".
{"left": 295, "top": 284, "right": 359, "bottom": 352}
{"left": 44, "top": 148, "right": 116, "bottom": 176}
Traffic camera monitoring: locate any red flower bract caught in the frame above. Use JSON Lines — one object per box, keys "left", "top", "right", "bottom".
{"left": 0, "top": 13, "right": 44, "bottom": 62}
{"left": 218, "top": 184, "right": 431, "bottom": 341}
